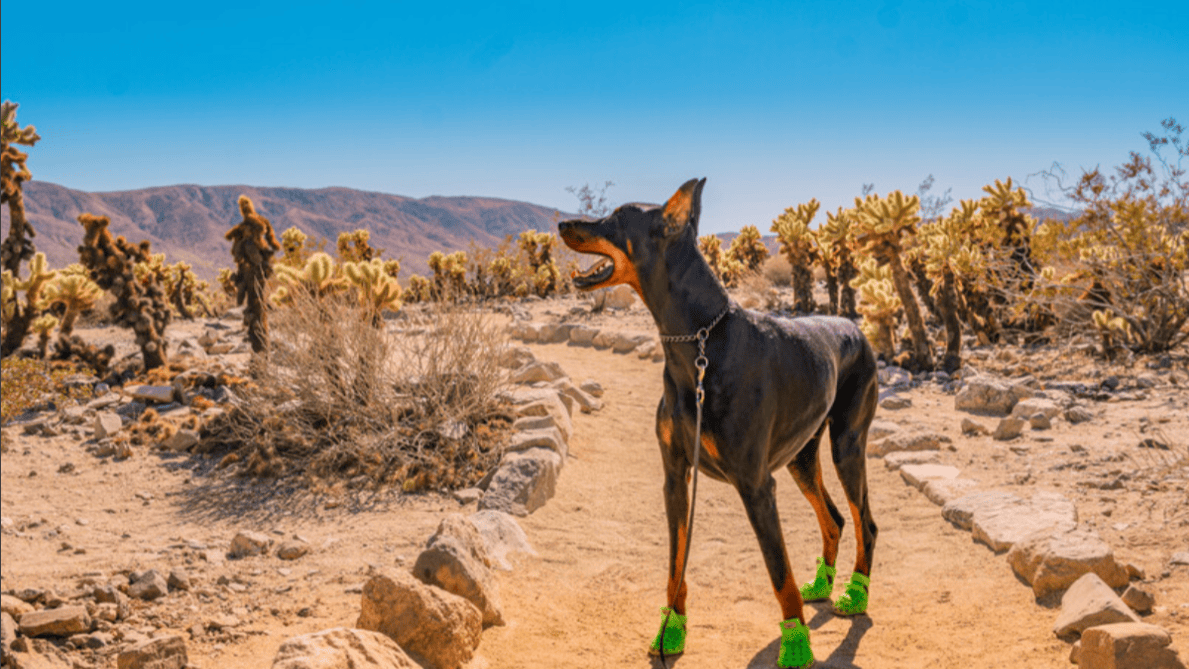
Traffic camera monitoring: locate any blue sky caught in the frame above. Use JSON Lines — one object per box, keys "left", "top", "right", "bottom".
{"left": 2, "top": 1, "right": 1185, "bottom": 234}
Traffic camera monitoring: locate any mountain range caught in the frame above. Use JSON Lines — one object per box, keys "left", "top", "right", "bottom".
{"left": 1, "top": 182, "right": 571, "bottom": 280}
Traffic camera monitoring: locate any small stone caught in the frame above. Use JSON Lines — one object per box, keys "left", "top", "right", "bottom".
{"left": 1, "top": 594, "right": 34, "bottom": 618}
{"left": 579, "top": 380, "right": 604, "bottom": 398}
{"left": 229, "top": 530, "right": 273, "bottom": 558}
{"left": 1029, "top": 413, "right": 1051, "bottom": 430}
{"left": 18, "top": 605, "right": 91, "bottom": 637}
{"left": 899, "top": 464, "right": 960, "bottom": 491}
{"left": 126, "top": 385, "right": 176, "bottom": 404}
{"left": 880, "top": 395, "right": 912, "bottom": 410}
{"left": 961, "top": 417, "right": 989, "bottom": 435}
{"left": 1053, "top": 572, "right": 1140, "bottom": 637}
{"left": 356, "top": 570, "right": 482, "bottom": 669}
{"left": 167, "top": 568, "right": 191, "bottom": 592}
{"left": 1121, "top": 584, "right": 1156, "bottom": 614}
{"left": 117, "top": 634, "right": 188, "bottom": 669}
{"left": 993, "top": 416, "right": 1026, "bottom": 441}
{"left": 1077, "top": 622, "right": 1184, "bottom": 669}
{"left": 271, "top": 627, "right": 419, "bottom": 668}
{"left": 1170, "top": 551, "right": 1189, "bottom": 567}
{"left": 1065, "top": 405, "right": 1095, "bottom": 424}
{"left": 277, "top": 540, "right": 310, "bottom": 561}
{"left": 882, "top": 450, "right": 940, "bottom": 471}
{"left": 161, "top": 429, "right": 199, "bottom": 452}
{"left": 453, "top": 488, "right": 482, "bottom": 505}
{"left": 94, "top": 412, "right": 123, "bottom": 439}
{"left": 129, "top": 570, "right": 169, "bottom": 600}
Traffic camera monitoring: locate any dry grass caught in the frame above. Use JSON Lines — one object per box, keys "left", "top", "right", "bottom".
{"left": 200, "top": 287, "right": 513, "bottom": 492}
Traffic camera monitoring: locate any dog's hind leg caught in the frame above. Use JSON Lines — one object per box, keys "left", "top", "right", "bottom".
{"left": 787, "top": 420, "right": 846, "bottom": 569}
{"left": 737, "top": 473, "right": 806, "bottom": 624}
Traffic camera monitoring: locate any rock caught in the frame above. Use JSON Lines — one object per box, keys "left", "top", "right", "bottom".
{"left": 955, "top": 376, "right": 1019, "bottom": 415}
{"left": 922, "top": 478, "right": 981, "bottom": 506}
{"left": 1029, "top": 413, "right": 1052, "bottom": 430}
{"left": 18, "top": 605, "right": 91, "bottom": 637}
{"left": 868, "top": 431, "right": 945, "bottom": 457}
{"left": 1, "top": 594, "right": 34, "bottom": 618}
{"left": 469, "top": 509, "right": 537, "bottom": 571}
{"left": 878, "top": 366, "right": 911, "bottom": 386}
{"left": 899, "top": 464, "right": 961, "bottom": 491}
{"left": 1076, "top": 622, "right": 1186, "bottom": 669}
{"left": 414, "top": 516, "right": 504, "bottom": 626}
{"left": 507, "top": 321, "right": 541, "bottom": 342}
{"left": 504, "top": 385, "right": 574, "bottom": 416}
{"left": 591, "top": 330, "right": 616, "bottom": 350}
{"left": 126, "top": 385, "right": 176, "bottom": 404}
{"left": 271, "top": 627, "right": 420, "bottom": 669}
{"left": 94, "top": 412, "right": 123, "bottom": 439}
{"left": 605, "top": 284, "right": 637, "bottom": 309}
{"left": 635, "top": 340, "right": 658, "bottom": 358}
{"left": 553, "top": 380, "right": 603, "bottom": 413}
{"left": 1121, "top": 584, "right": 1156, "bottom": 614}
{"left": 505, "top": 426, "right": 568, "bottom": 460}
{"left": 277, "top": 540, "right": 310, "bottom": 561}
{"left": 942, "top": 491, "right": 1024, "bottom": 531}
{"left": 229, "top": 530, "right": 273, "bottom": 558}
{"left": 579, "top": 380, "right": 604, "bottom": 397}
{"left": 7, "top": 639, "right": 75, "bottom": 668}
{"left": 497, "top": 345, "right": 535, "bottom": 370}
{"left": 611, "top": 331, "right": 652, "bottom": 353}
{"left": 161, "top": 429, "right": 199, "bottom": 452}
{"left": 1007, "top": 527, "right": 1130, "bottom": 599}
{"left": 568, "top": 325, "right": 600, "bottom": 346}
{"left": 2, "top": 611, "right": 17, "bottom": 653}
{"left": 513, "top": 393, "right": 573, "bottom": 439}
{"left": 512, "top": 414, "right": 571, "bottom": 443}
{"left": 961, "top": 417, "right": 989, "bottom": 435}
{"left": 357, "top": 570, "right": 482, "bottom": 669}
{"left": 880, "top": 395, "right": 912, "bottom": 410}
{"left": 1012, "top": 397, "right": 1060, "bottom": 419}
{"left": 1053, "top": 573, "right": 1141, "bottom": 637}
{"left": 1169, "top": 552, "right": 1189, "bottom": 567}
{"left": 1065, "top": 406, "right": 1095, "bottom": 424}
{"left": 452, "top": 488, "right": 482, "bottom": 505}
{"left": 537, "top": 323, "right": 575, "bottom": 344}
{"left": 116, "top": 634, "right": 188, "bottom": 669}
{"left": 970, "top": 491, "right": 1078, "bottom": 553}
{"left": 129, "top": 570, "right": 169, "bottom": 600}
{"left": 882, "top": 450, "right": 940, "bottom": 471}
{"left": 868, "top": 420, "right": 900, "bottom": 442}
{"left": 478, "top": 448, "right": 561, "bottom": 517}
{"left": 166, "top": 568, "right": 190, "bottom": 592}
{"left": 509, "top": 361, "right": 567, "bottom": 384}
{"left": 992, "top": 416, "right": 1026, "bottom": 441}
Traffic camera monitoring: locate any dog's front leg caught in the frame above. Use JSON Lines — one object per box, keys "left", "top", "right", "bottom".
{"left": 661, "top": 456, "right": 691, "bottom": 614}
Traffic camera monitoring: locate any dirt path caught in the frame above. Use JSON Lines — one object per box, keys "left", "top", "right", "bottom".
{"left": 480, "top": 342, "right": 1076, "bottom": 668}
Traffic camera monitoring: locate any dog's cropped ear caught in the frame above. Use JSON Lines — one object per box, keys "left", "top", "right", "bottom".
{"left": 662, "top": 178, "right": 707, "bottom": 236}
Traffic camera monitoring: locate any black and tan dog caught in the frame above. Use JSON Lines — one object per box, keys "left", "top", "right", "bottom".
{"left": 559, "top": 179, "right": 879, "bottom": 668}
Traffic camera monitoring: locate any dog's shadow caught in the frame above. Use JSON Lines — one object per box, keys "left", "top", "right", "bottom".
{"left": 743, "top": 605, "right": 873, "bottom": 669}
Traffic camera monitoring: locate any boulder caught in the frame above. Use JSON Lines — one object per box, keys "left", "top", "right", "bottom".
{"left": 955, "top": 377, "right": 1019, "bottom": 415}
{"left": 879, "top": 395, "right": 912, "bottom": 410}
{"left": 469, "top": 510, "right": 537, "bottom": 571}
{"left": 126, "top": 385, "right": 176, "bottom": 404}
{"left": 161, "top": 429, "right": 199, "bottom": 452}
{"left": 116, "top": 634, "right": 188, "bottom": 669}
{"left": 878, "top": 365, "right": 911, "bottom": 386}
{"left": 960, "top": 417, "right": 989, "bottom": 435}
{"left": 1121, "top": 584, "right": 1156, "bottom": 614}
{"left": 537, "top": 323, "right": 575, "bottom": 344}
{"left": 1076, "top": 623, "right": 1185, "bottom": 669}
{"left": 1012, "top": 397, "right": 1060, "bottom": 420}
{"left": 553, "top": 380, "right": 603, "bottom": 413}
{"left": 509, "top": 361, "right": 567, "bottom": 384}
{"left": 277, "top": 540, "right": 310, "bottom": 561}
{"left": 271, "top": 628, "right": 419, "bottom": 669}
{"left": 497, "top": 345, "right": 536, "bottom": 369}
{"left": 568, "top": 325, "right": 600, "bottom": 346}
{"left": 1053, "top": 573, "right": 1140, "bottom": 637}
{"left": 18, "top": 605, "right": 91, "bottom": 637}
{"left": 479, "top": 448, "right": 562, "bottom": 517}
{"left": 591, "top": 331, "right": 616, "bottom": 350}
{"left": 611, "top": 332, "right": 652, "bottom": 353}
{"left": 128, "top": 570, "right": 169, "bottom": 600}
{"left": 357, "top": 570, "right": 482, "bottom": 669}
{"left": 413, "top": 516, "right": 504, "bottom": 626}
{"left": 271, "top": 628, "right": 418, "bottom": 669}
{"left": 606, "top": 284, "right": 636, "bottom": 309}
{"left": 1065, "top": 405, "right": 1095, "bottom": 424}
{"left": 922, "top": 478, "right": 981, "bottom": 506}
{"left": 971, "top": 491, "right": 1078, "bottom": 553}
{"left": 942, "top": 491, "right": 1024, "bottom": 531}
{"left": 515, "top": 398, "right": 573, "bottom": 441}
{"left": 899, "top": 464, "right": 960, "bottom": 491}
{"left": 1007, "top": 527, "right": 1130, "bottom": 599}
{"left": 505, "top": 426, "right": 567, "bottom": 460}
{"left": 507, "top": 321, "right": 541, "bottom": 342}
{"left": 868, "top": 431, "right": 945, "bottom": 457}
{"left": 992, "top": 416, "right": 1026, "bottom": 441}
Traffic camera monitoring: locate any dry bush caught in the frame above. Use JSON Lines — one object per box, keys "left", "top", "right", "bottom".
{"left": 732, "top": 271, "right": 780, "bottom": 311}
{"left": 201, "top": 285, "right": 512, "bottom": 493}
{"left": 1, "top": 357, "right": 91, "bottom": 426}
{"left": 762, "top": 254, "right": 792, "bottom": 287}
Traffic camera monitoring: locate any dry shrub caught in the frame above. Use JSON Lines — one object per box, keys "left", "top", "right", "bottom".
{"left": 0, "top": 357, "right": 92, "bottom": 426}
{"left": 762, "top": 254, "right": 792, "bottom": 287}
{"left": 201, "top": 285, "right": 512, "bottom": 492}
{"left": 732, "top": 271, "right": 781, "bottom": 311}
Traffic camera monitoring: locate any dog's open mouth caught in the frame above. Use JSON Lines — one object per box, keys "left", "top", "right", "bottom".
{"left": 572, "top": 254, "right": 614, "bottom": 289}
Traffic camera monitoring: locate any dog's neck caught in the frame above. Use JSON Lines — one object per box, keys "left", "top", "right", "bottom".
{"left": 639, "top": 243, "right": 731, "bottom": 339}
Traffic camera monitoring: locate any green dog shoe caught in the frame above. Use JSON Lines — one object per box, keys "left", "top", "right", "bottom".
{"left": 799, "top": 556, "right": 836, "bottom": 602}
{"left": 778, "top": 617, "right": 815, "bottom": 668}
{"left": 832, "top": 571, "right": 870, "bottom": 616}
{"left": 648, "top": 606, "right": 687, "bottom": 656}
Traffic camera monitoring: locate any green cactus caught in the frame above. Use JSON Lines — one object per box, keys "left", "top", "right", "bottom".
{"left": 337, "top": 229, "right": 381, "bottom": 264}
{"left": 698, "top": 234, "right": 745, "bottom": 288}
{"left": 343, "top": 258, "right": 403, "bottom": 325}
{"left": 820, "top": 207, "right": 859, "bottom": 317}
{"left": 272, "top": 252, "right": 344, "bottom": 305}
{"left": 1, "top": 101, "right": 41, "bottom": 277}
{"left": 226, "top": 195, "right": 281, "bottom": 354}
{"left": 853, "top": 191, "right": 935, "bottom": 371}
{"left": 726, "top": 225, "right": 770, "bottom": 273}
{"left": 850, "top": 258, "right": 900, "bottom": 361}
{"left": 77, "top": 213, "right": 172, "bottom": 370}
{"left": 771, "top": 200, "right": 821, "bottom": 313}
{"left": 404, "top": 274, "right": 432, "bottom": 303}
{"left": 30, "top": 313, "right": 58, "bottom": 359}
{"left": 1, "top": 252, "right": 56, "bottom": 357}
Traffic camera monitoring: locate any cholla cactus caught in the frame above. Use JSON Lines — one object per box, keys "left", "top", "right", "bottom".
{"left": 404, "top": 274, "right": 432, "bottom": 303}
{"left": 1, "top": 252, "right": 55, "bottom": 357}
{"left": 343, "top": 258, "right": 403, "bottom": 325}
{"left": 226, "top": 195, "right": 281, "bottom": 354}
{"left": 272, "top": 252, "right": 344, "bottom": 305}
{"left": 698, "top": 235, "right": 745, "bottom": 288}
{"left": 850, "top": 258, "right": 900, "bottom": 360}
{"left": 853, "top": 191, "right": 934, "bottom": 371}
{"left": 337, "top": 229, "right": 380, "bottom": 264}
{"left": 40, "top": 271, "right": 103, "bottom": 337}
{"left": 1092, "top": 309, "right": 1132, "bottom": 359}
{"left": 1, "top": 101, "right": 41, "bottom": 276}
{"left": 31, "top": 313, "right": 58, "bottom": 359}
{"left": 77, "top": 213, "right": 172, "bottom": 370}
{"left": 771, "top": 200, "right": 821, "bottom": 313}
{"left": 979, "top": 178, "right": 1037, "bottom": 290}
{"left": 428, "top": 250, "right": 470, "bottom": 301}
{"left": 820, "top": 207, "right": 859, "bottom": 317}
{"left": 726, "top": 225, "right": 769, "bottom": 273}
{"left": 517, "top": 230, "right": 562, "bottom": 297}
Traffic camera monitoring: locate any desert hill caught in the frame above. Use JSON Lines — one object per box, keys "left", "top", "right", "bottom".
{"left": 1, "top": 181, "right": 571, "bottom": 280}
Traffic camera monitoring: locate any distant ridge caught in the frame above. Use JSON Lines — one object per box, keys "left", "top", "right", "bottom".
{"left": 1, "top": 182, "right": 571, "bottom": 280}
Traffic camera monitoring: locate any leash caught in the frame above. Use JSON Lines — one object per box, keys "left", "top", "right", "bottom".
{"left": 656, "top": 304, "right": 729, "bottom": 666}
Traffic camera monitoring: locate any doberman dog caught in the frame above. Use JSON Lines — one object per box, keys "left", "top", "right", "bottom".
{"left": 559, "top": 179, "right": 879, "bottom": 668}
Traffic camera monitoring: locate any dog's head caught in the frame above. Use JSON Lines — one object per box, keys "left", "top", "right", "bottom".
{"left": 558, "top": 178, "right": 707, "bottom": 297}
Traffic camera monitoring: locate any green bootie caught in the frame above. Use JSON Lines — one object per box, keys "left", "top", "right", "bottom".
{"left": 777, "top": 617, "right": 815, "bottom": 668}
{"left": 799, "top": 556, "right": 836, "bottom": 602}
{"left": 648, "top": 606, "right": 687, "bottom": 656}
{"left": 832, "top": 571, "right": 870, "bottom": 616}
